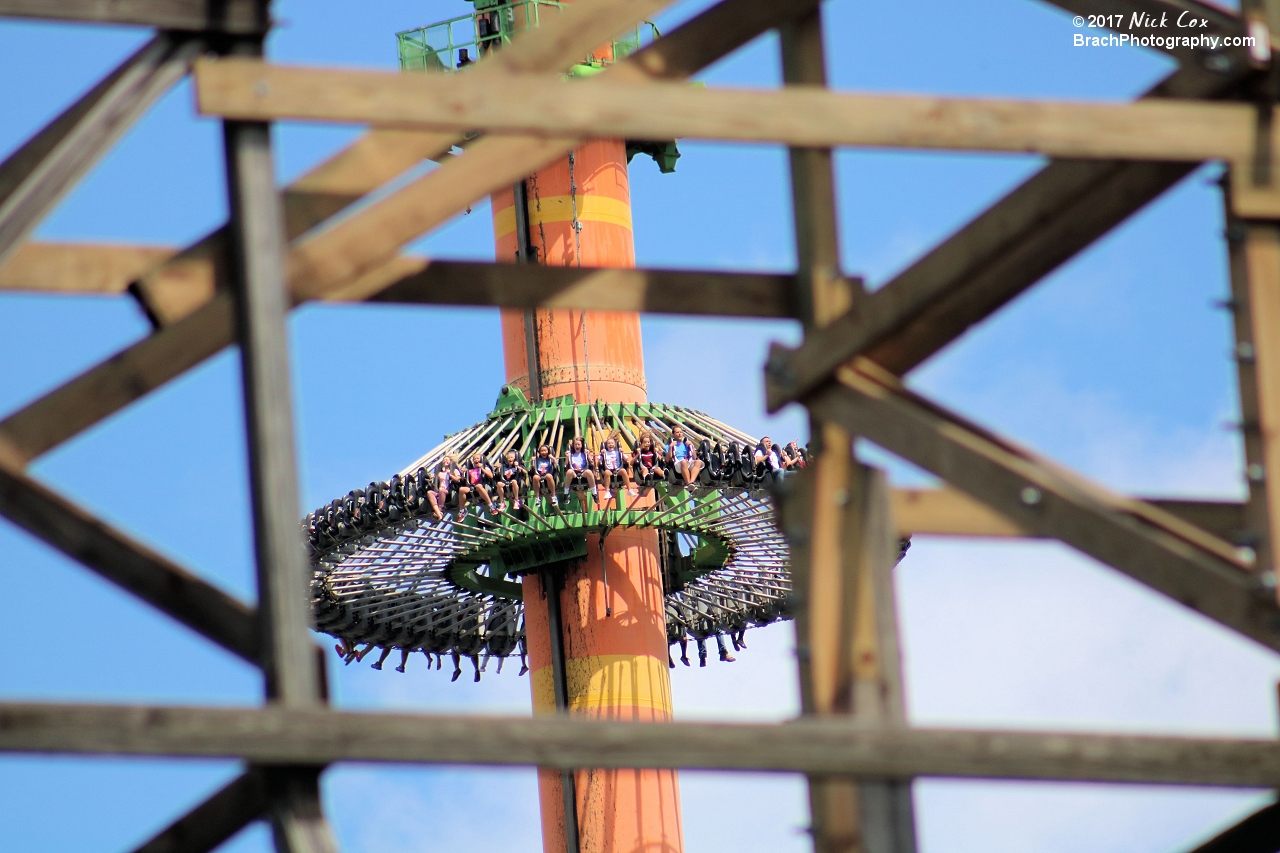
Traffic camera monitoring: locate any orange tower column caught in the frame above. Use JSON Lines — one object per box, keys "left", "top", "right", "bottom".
{"left": 492, "top": 138, "right": 685, "bottom": 853}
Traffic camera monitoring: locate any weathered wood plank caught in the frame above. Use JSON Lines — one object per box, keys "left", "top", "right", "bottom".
{"left": 0, "top": 0, "right": 819, "bottom": 469}
{"left": 1238, "top": 221, "right": 1280, "bottom": 588}
{"left": 0, "top": 33, "right": 199, "bottom": 268}
{"left": 891, "top": 489, "right": 1248, "bottom": 541}
{"left": 223, "top": 116, "right": 318, "bottom": 705}
{"left": 778, "top": 6, "right": 894, "bottom": 849}
{"left": 891, "top": 487, "right": 1027, "bottom": 538}
{"left": 0, "top": 242, "right": 177, "bottom": 294}
{"left": 262, "top": 767, "right": 339, "bottom": 853}
{"left": 781, "top": 458, "right": 918, "bottom": 853}
{"left": 1223, "top": 201, "right": 1275, "bottom": 575}
{"left": 0, "top": 460, "right": 259, "bottom": 663}
{"left": 192, "top": 59, "right": 1276, "bottom": 166}
{"left": 0, "top": 249, "right": 796, "bottom": 318}
{"left": 133, "top": 770, "right": 266, "bottom": 853}
{"left": 4, "top": 702, "right": 1280, "bottom": 787}
{"left": 369, "top": 259, "right": 794, "bottom": 316}
{"left": 806, "top": 360, "right": 1280, "bottom": 654}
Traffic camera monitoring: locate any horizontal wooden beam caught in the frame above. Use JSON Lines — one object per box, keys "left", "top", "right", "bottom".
{"left": 1148, "top": 499, "right": 1252, "bottom": 546}
{"left": 0, "top": 461, "right": 259, "bottom": 663}
{"left": 0, "top": 0, "right": 268, "bottom": 33}
{"left": 194, "top": 59, "right": 1273, "bottom": 166}
{"left": 891, "top": 487, "right": 1026, "bottom": 538}
{"left": 893, "top": 488, "right": 1249, "bottom": 542}
{"left": 3, "top": 702, "right": 1280, "bottom": 788}
{"left": 0, "top": 248, "right": 798, "bottom": 317}
{"left": 808, "top": 360, "right": 1280, "bottom": 653}
{"left": 0, "top": 241, "right": 177, "bottom": 294}
{"left": 366, "top": 258, "right": 795, "bottom": 317}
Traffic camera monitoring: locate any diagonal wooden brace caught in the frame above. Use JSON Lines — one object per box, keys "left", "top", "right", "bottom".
{"left": 804, "top": 360, "right": 1280, "bottom": 653}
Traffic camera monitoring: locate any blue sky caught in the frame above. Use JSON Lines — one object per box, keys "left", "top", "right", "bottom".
{"left": 2, "top": 0, "right": 1277, "bottom": 852}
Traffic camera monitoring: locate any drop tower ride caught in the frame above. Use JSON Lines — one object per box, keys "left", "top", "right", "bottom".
{"left": 307, "top": 5, "right": 794, "bottom": 853}
{"left": 489, "top": 54, "right": 683, "bottom": 853}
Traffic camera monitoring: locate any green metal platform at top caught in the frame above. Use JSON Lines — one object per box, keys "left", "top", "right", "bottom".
{"left": 396, "top": 0, "right": 655, "bottom": 75}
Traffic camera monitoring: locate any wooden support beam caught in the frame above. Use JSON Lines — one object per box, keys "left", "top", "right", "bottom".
{"left": 779, "top": 0, "right": 844, "bottom": 711}
{"left": 0, "top": 33, "right": 200, "bottom": 268}
{"left": 1149, "top": 499, "right": 1253, "bottom": 544}
{"left": 223, "top": 13, "right": 340, "bottom": 847}
{"left": 223, "top": 114, "right": 318, "bottom": 705}
{"left": 0, "top": 460, "right": 259, "bottom": 663}
{"left": 892, "top": 489, "right": 1247, "bottom": 541}
{"left": 891, "top": 487, "right": 1026, "bottom": 538}
{"left": 0, "top": 242, "right": 178, "bottom": 295}
{"left": 1233, "top": 220, "right": 1280, "bottom": 580}
{"left": 7, "top": 702, "right": 1280, "bottom": 787}
{"left": 0, "top": 0, "right": 269, "bottom": 33}
{"left": 0, "top": 248, "right": 797, "bottom": 317}
{"left": 133, "top": 769, "right": 267, "bottom": 853}
{"left": 194, "top": 59, "right": 1280, "bottom": 167}
{"left": 840, "top": 468, "right": 915, "bottom": 853}
{"left": 1222, "top": 203, "right": 1276, "bottom": 573}
{"left": 778, "top": 4, "right": 909, "bottom": 850}
{"left": 0, "top": 0, "right": 821, "bottom": 470}
{"left": 261, "top": 766, "right": 335, "bottom": 853}
{"left": 368, "top": 259, "right": 795, "bottom": 316}
{"left": 782, "top": 460, "right": 917, "bottom": 853}
{"left": 805, "top": 359, "right": 1280, "bottom": 654}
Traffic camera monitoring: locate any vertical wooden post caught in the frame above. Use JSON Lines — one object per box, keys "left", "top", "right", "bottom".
{"left": 223, "top": 24, "right": 338, "bottom": 849}
{"left": 226, "top": 115, "right": 319, "bottom": 709}
{"left": 780, "top": 458, "right": 916, "bottom": 853}
{"left": 1241, "top": 225, "right": 1280, "bottom": 585}
{"left": 780, "top": 7, "right": 915, "bottom": 853}
{"left": 1222, "top": 202, "right": 1277, "bottom": 574}
{"left": 779, "top": 7, "right": 856, "bottom": 330}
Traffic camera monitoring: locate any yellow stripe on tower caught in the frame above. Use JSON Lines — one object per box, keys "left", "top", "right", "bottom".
{"left": 530, "top": 654, "right": 673, "bottom": 714}
{"left": 494, "top": 195, "right": 633, "bottom": 239}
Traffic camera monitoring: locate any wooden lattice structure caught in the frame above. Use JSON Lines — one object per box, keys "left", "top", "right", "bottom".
{"left": 2, "top": 1, "right": 1280, "bottom": 852}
